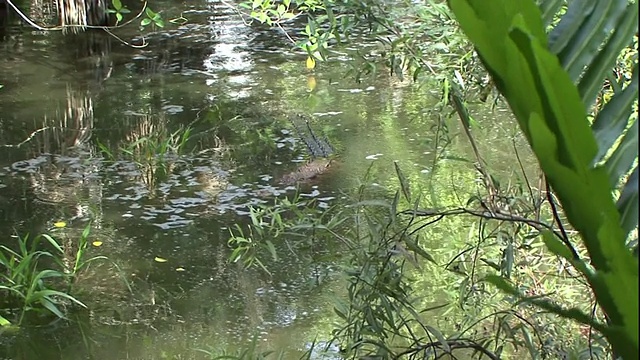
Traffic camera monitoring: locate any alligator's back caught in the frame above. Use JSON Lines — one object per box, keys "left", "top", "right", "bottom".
{"left": 276, "top": 114, "right": 337, "bottom": 185}
{"left": 278, "top": 158, "right": 333, "bottom": 185}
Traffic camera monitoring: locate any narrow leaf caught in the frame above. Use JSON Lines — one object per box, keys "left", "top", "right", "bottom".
{"left": 604, "top": 120, "right": 638, "bottom": 187}
{"left": 591, "top": 64, "right": 639, "bottom": 163}
{"left": 548, "top": 0, "right": 595, "bottom": 55}
{"left": 425, "top": 325, "right": 451, "bottom": 352}
{"left": 40, "top": 297, "right": 68, "bottom": 319}
{"left": 578, "top": 5, "right": 638, "bottom": 108}
{"left": 539, "top": 0, "right": 564, "bottom": 27}
{"left": 617, "top": 166, "right": 639, "bottom": 237}
{"left": 556, "top": 0, "right": 627, "bottom": 82}
{"left": 394, "top": 161, "right": 411, "bottom": 203}
{"left": 0, "top": 315, "right": 10, "bottom": 327}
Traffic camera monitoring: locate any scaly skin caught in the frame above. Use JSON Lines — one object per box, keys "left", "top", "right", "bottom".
{"left": 278, "top": 158, "right": 334, "bottom": 185}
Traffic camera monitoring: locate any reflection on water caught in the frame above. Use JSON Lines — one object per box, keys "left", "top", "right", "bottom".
{"left": 0, "top": 0, "right": 523, "bottom": 358}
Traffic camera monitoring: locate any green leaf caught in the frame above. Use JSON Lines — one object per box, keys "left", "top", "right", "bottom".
{"left": 40, "top": 297, "right": 67, "bottom": 319}
{"left": 333, "top": 306, "right": 347, "bottom": 320}
{"left": 141, "top": 18, "right": 152, "bottom": 26}
{"left": 591, "top": 64, "right": 639, "bottom": 164}
{"left": 604, "top": 120, "right": 638, "bottom": 187}
{"left": 393, "top": 161, "right": 411, "bottom": 203}
{"left": 0, "top": 315, "right": 10, "bottom": 327}
{"left": 577, "top": 4, "right": 638, "bottom": 108}
{"left": 112, "top": 0, "right": 122, "bottom": 10}
{"left": 555, "top": 0, "right": 627, "bottom": 83}
{"left": 539, "top": 0, "right": 564, "bottom": 26}
{"left": 426, "top": 325, "right": 450, "bottom": 352}
{"left": 501, "top": 242, "right": 514, "bottom": 279}
{"left": 547, "top": 0, "right": 595, "bottom": 55}
{"left": 390, "top": 191, "right": 399, "bottom": 223}
{"left": 542, "top": 231, "right": 591, "bottom": 275}
{"left": 402, "top": 235, "right": 437, "bottom": 265}
{"left": 510, "top": 26, "right": 597, "bottom": 170}
{"left": 258, "top": 12, "right": 268, "bottom": 23}
{"left": 486, "top": 275, "right": 603, "bottom": 329}
{"left": 617, "top": 167, "right": 638, "bottom": 237}
{"left": 264, "top": 240, "right": 278, "bottom": 261}
{"left": 450, "top": 0, "right": 638, "bottom": 357}
{"left": 41, "top": 234, "right": 65, "bottom": 255}
{"left": 34, "top": 289, "right": 86, "bottom": 308}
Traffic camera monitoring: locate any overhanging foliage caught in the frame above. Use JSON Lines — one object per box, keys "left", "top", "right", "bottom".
{"left": 448, "top": 0, "right": 638, "bottom": 358}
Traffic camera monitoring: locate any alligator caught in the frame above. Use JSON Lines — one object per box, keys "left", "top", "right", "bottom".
{"left": 279, "top": 158, "right": 334, "bottom": 185}
{"left": 277, "top": 114, "right": 336, "bottom": 185}
{"left": 289, "top": 113, "right": 334, "bottom": 158}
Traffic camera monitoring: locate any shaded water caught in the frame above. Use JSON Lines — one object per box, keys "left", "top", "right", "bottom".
{"left": 0, "top": 0, "right": 527, "bottom": 358}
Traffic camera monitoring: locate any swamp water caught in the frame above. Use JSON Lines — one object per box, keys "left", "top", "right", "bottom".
{"left": 0, "top": 1, "right": 529, "bottom": 358}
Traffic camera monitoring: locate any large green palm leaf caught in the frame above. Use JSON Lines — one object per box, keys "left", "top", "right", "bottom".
{"left": 449, "top": 0, "right": 638, "bottom": 358}
{"left": 543, "top": 0, "right": 639, "bottom": 238}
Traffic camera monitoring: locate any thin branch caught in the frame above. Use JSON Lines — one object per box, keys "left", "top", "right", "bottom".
{"left": 457, "top": 309, "right": 547, "bottom": 354}
{"left": 395, "top": 338, "right": 501, "bottom": 360}
{"left": 468, "top": 217, "right": 486, "bottom": 301}
{"left": 545, "top": 180, "right": 579, "bottom": 259}
{"left": 102, "top": 28, "right": 148, "bottom": 48}
{"left": 402, "top": 207, "right": 564, "bottom": 241}
{"left": 276, "top": 22, "right": 297, "bottom": 45}
{"left": 513, "top": 139, "right": 537, "bottom": 212}
{"left": 219, "top": 0, "right": 254, "bottom": 26}
{"left": 0, "top": 127, "right": 51, "bottom": 148}
{"left": 449, "top": 87, "right": 499, "bottom": 210}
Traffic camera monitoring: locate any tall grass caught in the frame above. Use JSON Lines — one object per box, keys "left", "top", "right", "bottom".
{"left": 0, "top": 224, "right": 128, "bottom": 327}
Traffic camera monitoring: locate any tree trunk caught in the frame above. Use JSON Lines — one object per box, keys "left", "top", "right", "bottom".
{"left": 57, "top": 0, "right": 108, "bottom": 33}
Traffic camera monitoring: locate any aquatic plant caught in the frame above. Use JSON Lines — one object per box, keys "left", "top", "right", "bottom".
{"left": 228, "top": 193, "right": 346, "bottom": 275}
{"left": 0, "top": 230, "right": 86, "bottom": 326}
{"left": 0, "top": 223, "right": 126, "bottom": 327}
{"left": 98, "top": 124, "right": 194, "bottom": 192}
{"left": 119, "top": 125, "right": 192, "bottom": 163}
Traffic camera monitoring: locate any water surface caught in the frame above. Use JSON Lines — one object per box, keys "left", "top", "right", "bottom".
{"left": 0, "top": 1, "right": 526, "bottom": 358}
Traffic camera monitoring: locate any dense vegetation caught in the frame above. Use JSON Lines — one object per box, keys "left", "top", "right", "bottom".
{"left": 1, "top": 0, "right": 637, "bottom": 358}
{"left": 221, "top": 0, "right": 638, "bottom": 357}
